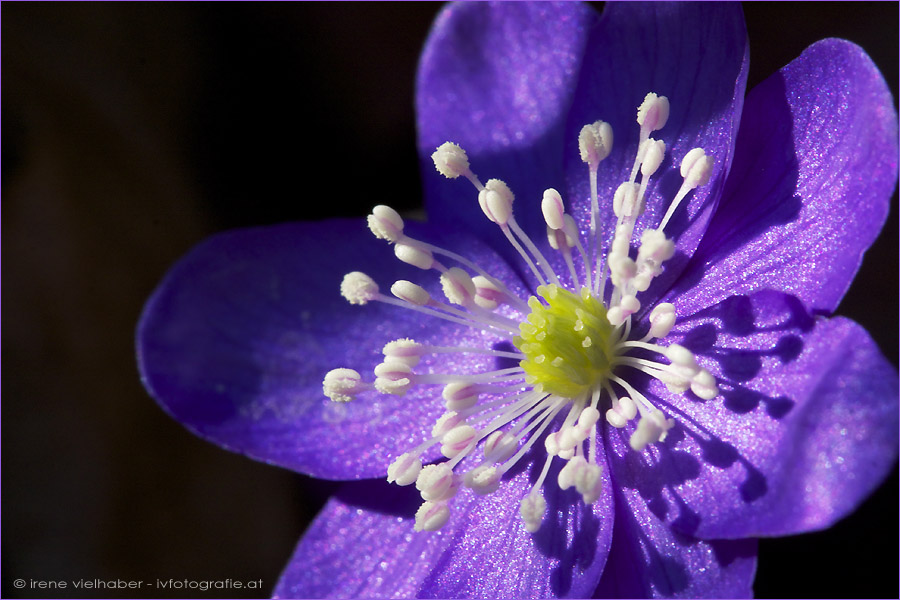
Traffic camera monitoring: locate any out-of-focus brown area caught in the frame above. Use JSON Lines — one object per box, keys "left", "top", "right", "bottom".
{"left": 2, "top": 3, "right": 896, "bottom": 599}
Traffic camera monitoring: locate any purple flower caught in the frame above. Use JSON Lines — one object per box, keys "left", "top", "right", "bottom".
{"left": 137, "top": 2, "right": 898, "bottom": 598}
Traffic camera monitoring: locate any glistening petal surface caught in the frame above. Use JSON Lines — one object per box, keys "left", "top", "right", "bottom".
{"left": 273, "top": 454, "right": 614, "bottom": 599}
{"left": 611, "top": 290, "right": 898, "bottom": 539}
{"left": 563, "top": 2, "right": 749, "bottom": 302}
{"left": 593, "top": 480, "right": 757, "bottom": 598}
{"left": 137, "top": 220, "right": 524, "bottom": 479}
{"left": 416, "top": 1, "right": 598, "bottom": 245}
{"left": 673, "top": 38, "right": 898, "bottom": 314}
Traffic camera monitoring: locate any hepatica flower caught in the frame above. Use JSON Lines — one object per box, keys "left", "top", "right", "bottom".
{"left": 138, "top": 2, "right": 898, "bottom": 598}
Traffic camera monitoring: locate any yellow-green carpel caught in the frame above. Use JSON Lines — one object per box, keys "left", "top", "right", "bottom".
{"left": 514, "top": 284, "right": 617, "bottom": 399}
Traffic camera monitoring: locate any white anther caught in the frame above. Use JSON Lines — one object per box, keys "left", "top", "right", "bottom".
{"left": 416, "top": 464, "right": 457, "bottom": 502}
{"left": 576, "top": 462, "right": 603, "bottom": 504}
{"left": 558, "top": 425, "right": 583, "bottom": 451}
{"left": 578, "top": 120, "right": 613, "bottom": 166}
{"left": 472, "top": 275, "right": 504, "bottom": 310}
{"left": 648, "top": 303, "right": 676, "bottom": 338}
{"left": 557, "top": 455, "right": 587, "bottom": 491}
{"left": 387, "top": 452, "right": 423, "bottom": 486}
{"left": 520, "top": 493, "right": 546, "bottom": 533}
{"left": 440, "top": 267, "right": 477, "bottom": 305}
{"left": 638, "top": 229, "right": 675, "bottom": 264}
{"left": 658, "top": 370, "right": 691, "bottom": 394}
{"left": 478, "top": 179, "right": 514, "bottom": 225}
{"left": 322, "top": 368, "right": 364, "bottom": 402}
{"left": 394, "top": 242, "right": 434, "bottom": 270}
{"left": 691, "top": 368, "right": 719, "bottom": 400}
{"left": 431, "top": 411, "right": 465, "bottom": 439}
{"left": 606, "top": 408, "right": 627, "bottom": 428}
{"left": 414, "top": 501, "right": 451, "bottom": 532}
{"left": 637, "top": 92, "right": 670, "bottom": 132}
{"left": 440, "top": 425, "right": 477, "bottom": 459}
{"left": 609, "top": 255, "right": 637, "bottom": 287}
{"left": 442, "top": 382, "right": 479, "bottom": 411}
{"left": 618, "top": 397, "right": 638, "bottom": 420}
{"left": 680, "top": 148, "right": 713, "bottom": 188}
{"left": 366, "top": 205, "right": 405, "bottom": 242}
{"left": 609, "top": 295, "right": 640, "bottom": 326}
{"left": 464, "top": 465, "right": 501, "bottom": 495}
{"left": 577, "top": 406, "right": 601, "bottom": 430}
{"left": 390, "top": 280, "right": 430, "bottom": 306}
{"left": 431, "top": 142, "right": 470, "bottom": 179}
{"left": 340, "top": 272, "right": 379, "bottom": 305}
{"left": 541, "top": 188, "right": 566, "bottom": 230}
{"left": 629, "top": 409, "right": 675, "bottom": 452}
{"left": 639, "top": 138, "right": 666, "bottom": 177}
{"left": 605, "top": 396, "right": 638, "bottom": 428}
{"left": 620, "top": 295, "right": 640, "bottom": 315}
{"left": 665, "top": 344, "right": 698, "bottom": 369}
{"left": 613, "top": 182, "right": 643, "bottom": 218}
{"left": 373, "top": 360, "right": 413, "bottom": 396}
{"left": 548, "top": 214, "right": 579, "bottom": 252}
{"left": 544, "top": 431, "right": 562, "bottom": 456}
{"left": 382, "top": 338, "right": 423, "bottom": 367}
{"left": 483, "top": 430, "right": 517, "bottom": 463}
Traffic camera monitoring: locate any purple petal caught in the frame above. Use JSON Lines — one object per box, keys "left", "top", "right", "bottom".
{"left": 274, "top": 458, "right": 614, "bottom": 599}
{"left": 593, "top": 484, "right": 757, "bottom": 598}
{"left": 416, "top": 1, "right": 599, "bottom": 244}
{"left": 563, "top": 2, "right": 749, "bottom": 298}
{"left": 137, "top": 219, "right": 524, "bottom": 479}
{"left": 673, "top": 39, "right": 898, "bottom": 314}
{"left": 611, "top": 290, "right": 897, "bottom": 539}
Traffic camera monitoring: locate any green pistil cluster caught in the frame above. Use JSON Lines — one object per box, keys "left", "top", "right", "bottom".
{"left": 514, "top": 284, "right": 617, "bottom": 399}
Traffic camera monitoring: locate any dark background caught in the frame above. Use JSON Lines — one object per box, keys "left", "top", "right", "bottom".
{"left": 3, "top": 2, "right": 897, "bottom": 599}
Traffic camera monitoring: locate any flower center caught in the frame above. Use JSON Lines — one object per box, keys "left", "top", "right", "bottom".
{"left": 516, "top": 284, "right": 616, "bottom": 399}
{"left": 323, "top": 92, "right": 720, "bottom": 534}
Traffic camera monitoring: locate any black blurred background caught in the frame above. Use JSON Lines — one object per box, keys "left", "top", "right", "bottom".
{"left": 3, "top": 3, "right": 897, "bottom": 599}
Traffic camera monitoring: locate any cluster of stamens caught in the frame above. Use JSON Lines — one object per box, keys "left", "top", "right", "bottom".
{"left": 323, "top": 92, "right": 718, "bottom": 533}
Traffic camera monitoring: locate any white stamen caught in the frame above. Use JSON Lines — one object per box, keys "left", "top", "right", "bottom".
{"left": 637, "top": 92, "right": 670, "bottom": 133}
{"left": 639, "top": 138, "right": 666, "bottom": 178}
{"left": 629, "top": 409, "right": 675, "bottom": 451}
{"left": 659, "top": 147, "right": 714, "bottom": 231}
{"left": 387, "top": 452, "right": 423, "bottom": 486}
{"left": 471, "top": 275, "right": 505, "bottom": 310}
{"left": 390, "top": 280, "right": 430, "bottom": 306}
{"left": 691, "top": 368, "right": 719, "bottom": 400}
{"left": 680, "top": 147, "right": 713, "bottom": 188}
{"left": 432, "top": 142, "right": 471, "bottom": 179}
{"left": 519, "top": 493, "right": 546, "bottom": 533}
{"left": 440, "top": 267, "right": 477, "bottom": 306}
{"left": 416, "top": 464, "right": 457, "bottom": 502}
{"left": 541, "top": 188, "right": 566, "bottom": 230}
{"left": 464, "top": 465, "right": 501, "bottom": 495}
{"left": 367, "top": 205, "right": 405, "bottom": 242}
{"left": 442, "top": 381, "right": 480, "bottom": 411}
{"left": 578, "top": 120, "right": 613, "bottom": 166}
{"left": 322, "top": 368, "right": 365, "bottom": 402}
{"left": 383, "top": 338, "right": 424, "bottom": 367}
{"left": 478, "top": 179, "right": 514, "bottom": 226}
{"left": 613, "top": 181, "right": 644, "bottom": 219}
{"left": 440, "top": 425, "right": 478, "bottom": 458}
{"left": 431, "top": 411, "right": 466, "bottom": 439}
{"left": 414, "top": 501, "right": 451, "bottom": 532}
{"left": 395, "top": 242, "right": 435, "bottom": 270}
{"left": 340, "top": 272, "right": 379, "bottom": 305}
{"left": 374, "top": 360, "right": 413, "bottom": 396}
{"left": 647, "top": 303, "right": 676, "bottom": 338}
{"left": 483, "top": 430, "right": 517, "bottom": 463}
